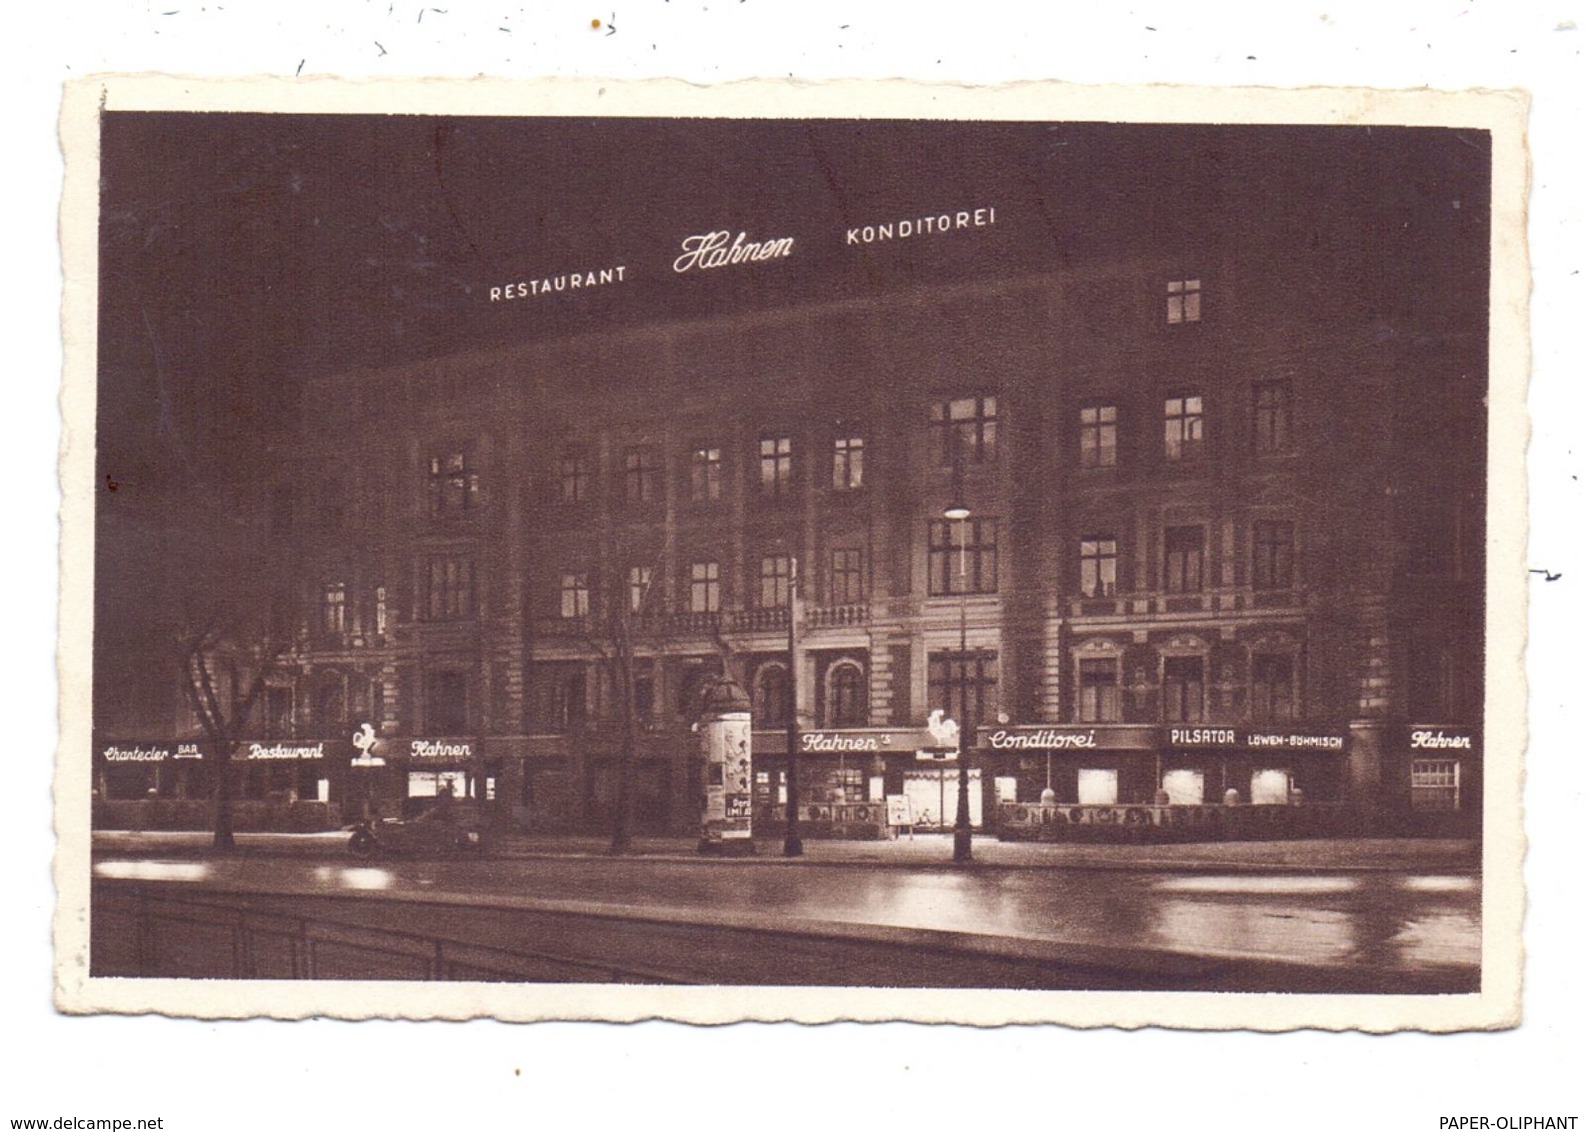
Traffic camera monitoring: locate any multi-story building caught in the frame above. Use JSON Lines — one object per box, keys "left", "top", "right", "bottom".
{"left": 204, "top": 238, "right": 1485, "bottom": 839}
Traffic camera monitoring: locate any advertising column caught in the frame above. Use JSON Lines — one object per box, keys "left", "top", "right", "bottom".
{"left": 698, "top": 676, "right": 755, "bottom": 855}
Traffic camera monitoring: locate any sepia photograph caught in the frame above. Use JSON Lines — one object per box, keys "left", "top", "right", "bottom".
{"left": 61, "top": 77, "right": 1526, "bottom": 1028}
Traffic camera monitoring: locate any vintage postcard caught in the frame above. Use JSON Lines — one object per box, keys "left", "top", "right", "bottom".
{"left": 57, "top": 76, "right": 1528, "bottom": 1029}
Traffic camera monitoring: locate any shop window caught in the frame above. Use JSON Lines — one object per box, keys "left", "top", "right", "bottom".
{"left": 1166, "top": 278, "right": 1202, "bottom": 324}
{"left": 758, "top": 554, "right": 791, "bottom": 609}
{"left": 1163, "top": 656, "right": 1205, "bottom": 723}
{"left": 1163, "top": 526, "right": 1206, "bottom": 593}
{"left": 929, "top": 519, "right": 998, "bottom": 595}
{"left": 559, "top": 572, "right": 590, "bottom": 619}
{"left": 932, "top": 395, "right": 999, "bottom": 465}
{"left": 753, "top": 662, "right": 791, "bottom": 727}
{"left": 1079, "top": 405, "right": 1118, "bottom": 469}
{"left": 1163, "top": 395, "right": 1205, "bottom": 461}
{"left": 427, "top": 450, "right": 479, "bottom": 518}
{"left": 1252, "top": 520, "right": 1295, "bottom": 590}
{"left": 829, "top": 548, "right": 865, "bottom": 605}
{"left": 1077, "top": 657, "right": 1122, "bottom": 723}
{"left": 826, "top": 661, "right": 868, "bottom": 728}
{"left": 424, "top": 556, "right": 475, "bottom": 621}
{"left": 928, "top": 651, "right": 999, "bottom": 726}
{"left": 1251, "top": 654, "right": 1296, "bottom": 723}
{"left": 1411, "top": 759, "right": 1461, "bottom": 811}
{"left": 688, "top": 561, "right": 721, "bottom": 614}
{"left": 759, "top": 435, "right": 793, "bottom": 497}
{"left": 1254, "top": 381, "right": 1293, "bottom": 454}
{"left": 1080, "top": 537, "right": 1118, "bottom": 597}
{"left": 1251, "top": 768, "right": 1292, "bottom": 806}
{"left": 622, "top": 445, "right": 661, "bottom": 506}
{"left": 1161, "top": 768, "right": 1205, "bottom": 805}
{"left": 689, "top": 444, "right": 722, "bottom": 503}
{"left": 1077, "top": 768, "right": 1119, "bottom": 805}
{"left": 832, "top": 435, "right": 865, "bottom": 490}
{"left": 558, "top": 449, "right": 591, "bottom": 504}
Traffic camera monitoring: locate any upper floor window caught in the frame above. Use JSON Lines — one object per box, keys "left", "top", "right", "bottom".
{"left": 1163, "top": 656, "right": 1205, "bottom": 722}
{"left": 558, "top": 449, "right": 591, "bottom": 504}
{"left": 321, "top": 582, "right": 346, "bottom": 638}
{"left": 759, "top": 436, "right": 793, "bottom": 496}
{"left": 1253, "top": 381, "right": 1293, "bottom": 454}
{"left": 933, "top": 396, "right": 999, "bottom": 465}
{"left": 826, "top": 661, "right": 868, "bottom": 728}
{"left": 927, "top": 651, "right": 1000, "bottom": 725}
{"left": 559, "top": 572, "right": 590, "bottom": 619}
{"left": 758, "top": 555, "right": 792, "bottom": 609}
{"left": 1079, "top": 405, "right": 1118, "bottom": 469}
{"left": 754, "top": 662, "right": 792, "bottom": 727}
{"left": 829, "top": 548, "right": 865, "bottom": 605}
{"left": 1164, "top": 526, "right": 1206, "bottom": 593}
{"left": 1080, "top": 537, "right": 1119, "bottom": 598}
{"left": 832, "top": 435, "right": 865, "bottom": 491}
{"left": 1250, "top": 654, "right": 1297, "bottom": 723}
{"left": 929, "top": 519, "right": 998, "bottom": 595}
{"left": 689, "top": 444, "right": 722, "bottom": 503}
{"left": 1163, "top": 395, "right": 1205, "bottom": 462}
{"left": 623, "top": 445, "right": 661, "bottom": 506}
{"left": 1077, "top": 657, "right": 1122, "bottom": 723}
{"left": 688, "top": 561, "right": 721, "bottom": 614}
{"left": 425, "top": 556, "right": 475, "bottom": 621}
{"left": 1252, "top": 520, "right": 1295, "bottom": 590}
{"left": 627, "top": 565, "right": 653, "bottom": 614}
{"left": 1166, "top": 278, "right": 1202, "bottom": 324}
{"left": 428, "top": 451, "right": 479, "bottom": 518}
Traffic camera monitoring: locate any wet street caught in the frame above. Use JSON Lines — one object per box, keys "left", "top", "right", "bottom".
{"left": 92, "top": 842, "right": 1480, "bottom": 990}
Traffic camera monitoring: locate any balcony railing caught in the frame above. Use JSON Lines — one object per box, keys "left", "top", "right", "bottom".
{"left": 804, "top": 603, "right": 870, "bottom": 629}
{"left": 1067, "top": 587, "right": 1305, "bottom": 620}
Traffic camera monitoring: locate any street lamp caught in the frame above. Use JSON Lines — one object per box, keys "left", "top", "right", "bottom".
{"left": 944, "top": 491, "right": 974, "bottom": 863}
{"left": 783, "top": 555, "right": 803, "bottom": 857}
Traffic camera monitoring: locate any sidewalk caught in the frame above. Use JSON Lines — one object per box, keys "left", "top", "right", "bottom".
{"left": 91, "top": 829, "right": 1481, "bottom": 873}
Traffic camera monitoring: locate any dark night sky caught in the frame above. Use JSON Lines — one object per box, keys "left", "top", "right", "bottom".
{"left": 97, "top": 115, "right": 1490, "bottom": 483}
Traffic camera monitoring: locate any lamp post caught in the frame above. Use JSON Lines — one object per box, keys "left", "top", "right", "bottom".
{"left": 783, "top": 555, "right": 803, "bottom": 857}
{"left": 944, "top": 493, "right": 974, "bottom": 863}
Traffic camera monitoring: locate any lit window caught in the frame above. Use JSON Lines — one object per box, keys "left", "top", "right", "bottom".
{"left": 627, "top": 565, "right": 652, "bottom": 614}
{"left": 929, "top": 519, "right": 998, "bottom": 595}
{"left": 932, "top": 396, "right": 999, "bottom": 465}
{"left": 1254, "top": 381, "right": 1292, "bottom": 453}
{"left": 1164, "top": 526, "right": 1205, "bottom": 593}
{"left": 759, "top": 436, "right": 793, "bottom": 496}
{"left": 559, "top": 572, "right": 589, "bottom": 619}
{"left": 1080, "top": 405, "right": 1118, "bottom": 468}
{"left": 758, "top": 555, "right": 791, "bottom": 609}
{"left": 1411, "top": 759, "right": 1461, "bottom": 811}
{"left": 1080, "top": 537, "right": 1118, "bottom": 597}
{"left": 321, "top": 582, "right": 346, "bottom": 637}
{"left": 427, "top": 451, "right": 479, "bottom": 518}
{"left": 829, "top": 548, "right": 865, "bottom": 604}
{"left": 623, "top": 446, "right": 661, "bottom": 505}
{"left": 1164, "top": 395, "right": 1205, "bottom": 461}
{"left": 832, "top": 435, "right": 865, "bottom": 490}
{"left": 690, "top": 444, "right": 722, "bottom": 503}
{"left": 1167, "top": 278, "right": 1202, "bottom": 324}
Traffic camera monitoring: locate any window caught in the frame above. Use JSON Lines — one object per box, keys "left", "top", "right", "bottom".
{"left": 826, "top": 661, "right": 868, "bottom": 728}
{"left": 932, "top": 396, "right": 999, "bottom": 464}
{"left": 1163, "top": 656, "right": 1205, "bottom": 722}
{"left": 677, "top": 656, "right": 724, "bottom": 715}
{"left": 1254, "top": 381, "right": 1292, "bottom": 453}
{"left": 623, "top": 446, "right": 661, "bottom": 505}
{"left": 928, "top": 651, "right": 1000, "bottom": 726}
{"left": 759, "top": 435, "right": 793, "bottom": 496}
{"left": 428, "top": 451, "right": 479, "bottom": 518}
{"left": 559, "top": 572, "right": 590, "bottom": 619}
{"left": 425, "top": 557, "right": 476, "bottom": 620}
{"left": 929, "top": 519, "right": 998, "bottom": 595}
{"left": 558, "top": 450, "right": 591, "bottom": 504}
{"left": 1163, "top": 395, "right": 1205, "bottom": 461}
{"left": 548, "top": 668, "right": 587, "bottom": 731}
{"left": 754, "top": 663, "right": 791, "bottom": 727}
{"left": 689, "top": 444, "right": 722, "bottom": 503}
{"left": 829, "top": 548, "right": 865, "bottom": 604}
{"left": 426, "top": 670, "right": 469, "bottom": 734}
{"left": 832, "top": 435, "right": 865, "bottom": 490}
{"left": 627, "top": 565, "right": 653, "bottom": 614}
{"left": 1164, "top": 526, "right": 1206, "bottom": 593}
{"left": 321, "top": 582, "right": 346, "bottom": 638}
{"left": 1251, "top": 654, "right": 1296, "bottom": 723}
{"left": 1079, "top": 405, "right": 1118, "bottom": 469}
{"left": 1252, "top": 520, "right": 1295, "bottom": 590}
{"left": 758, "top": 555, "right": 791, "bottom": 609}
{"left": 374, "top": 585, "right": 389, "bottom": 637}
{"left": 1166, "top": 278, "right": 1202, "bottom": 324}
{"left": 688, "top": 561, "right": 720, "bottom": 614}
{"left": 1411, "top": 759, "right": 1461, "bottom": 812}
{"left": 1077, "top": 658, "right": 1121, "bottom": 722}
{"left": 1080, "top": 537, "right": 1118, "bottom": 597}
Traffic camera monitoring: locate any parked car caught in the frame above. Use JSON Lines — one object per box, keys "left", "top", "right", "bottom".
{"left": 347, "top": 799, "right": 487, "bottom": 858}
